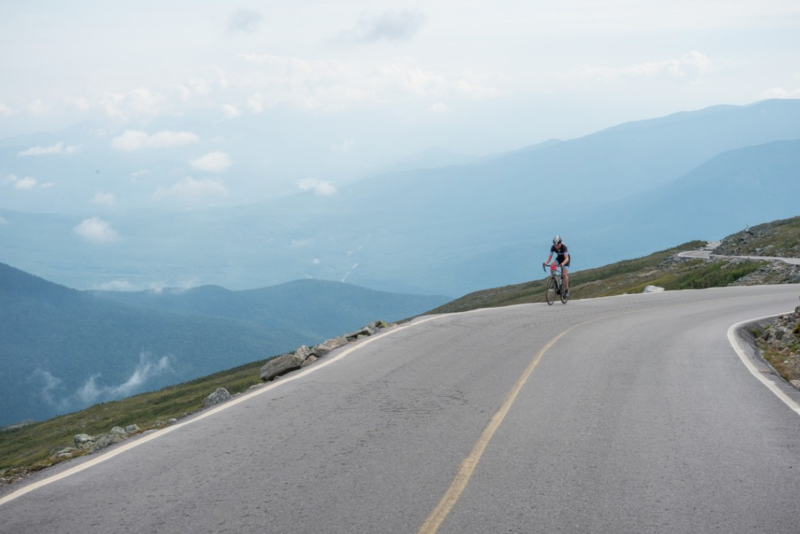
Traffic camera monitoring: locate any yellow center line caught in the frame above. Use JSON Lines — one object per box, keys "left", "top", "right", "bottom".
{"left": 416, "top": 323, "right": 579, "bottom": 534}
{"left": 417, "top": 293, "right": 798, "bottom": 534}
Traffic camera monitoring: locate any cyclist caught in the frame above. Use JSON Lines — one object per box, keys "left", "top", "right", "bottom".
{"left": 544, "top": 235, "right": 570, "bottom": 297}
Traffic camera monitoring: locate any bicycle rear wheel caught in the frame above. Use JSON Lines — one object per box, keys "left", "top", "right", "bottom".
{"left": 546, "top": 277, "right": 557, "bottom": 305}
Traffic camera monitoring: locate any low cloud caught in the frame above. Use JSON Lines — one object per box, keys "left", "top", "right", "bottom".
{"left": 27, "top": 99, "right": 50, "bottom": 116}
{"left": 246, "top": 96, "right": 264, "bottom": 114}
{"left": 34, "top": 351, "right": 177, "bottom": 410}
{"left": 338, "top": 9, "right": 425, "bottom": 43}
{"left": 222, "top": 104, "right": 241, "bottom": 118}
{"left": 111, "top": 130, "right": 199, "bottom": 151}
{"left": 90, "top": 192, "right": 116, "bottom": 207}
{"left": 153, "top": 177, "right": 229, "bottom": 203}
{"left": 101, "top": 87, "right": 165, "bottom": 120}
{"left": 4, "top": 174, "right": 39, "bottom": 190}
{"left": 227, "top": 8, "right": 264, "bottom": 34}
{"left": 761, "top": 86, "right": 800, "bottom": 99}
{"left": 15, "top": 177, "right": 38, "bottom": 190}
{"left": 73, "top": 217, "right": 121, "bottom": 243}
{"left": 191, "top": 151, "right": 232, "bottom": 172}
{"left": 18, "top": 142, "right": 81, "bottom": 157}
{"left": 176, "top": 79, "right": 213, "bottom": 102}
{"left": 555, "top": 51, "right": 717, "bottom": 85}
{"left": 237, "top": 55, "right": 487, "bottom": 111}
{"left": 296, "top": 178, "right": 338, "bottom": 196}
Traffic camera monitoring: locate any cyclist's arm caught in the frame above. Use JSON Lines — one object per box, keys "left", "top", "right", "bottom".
{"left": 561, "top": 252, "right": 570, "bottom": 267}
{"left": 544, "top": 253, "right": 553, "bottom": 265}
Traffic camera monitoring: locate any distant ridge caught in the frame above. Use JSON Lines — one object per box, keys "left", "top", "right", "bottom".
{"left": 0, "top": 263, "right": 449, "bottom": 426}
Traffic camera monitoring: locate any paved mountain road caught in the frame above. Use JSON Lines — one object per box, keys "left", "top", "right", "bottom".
{"left": 2, "top": 285, "right": 800, "bottom": 533}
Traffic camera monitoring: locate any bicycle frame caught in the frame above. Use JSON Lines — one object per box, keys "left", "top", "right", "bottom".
{"left": 543, "top": 263, "right": 568, "bottom": 305}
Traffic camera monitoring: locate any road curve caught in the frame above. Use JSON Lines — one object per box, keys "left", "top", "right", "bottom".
{"left": 678, "top": 249, "right": 800, "bottom": 265}
{"left": 2, "top": 285, "right": 800, "bottom": 534}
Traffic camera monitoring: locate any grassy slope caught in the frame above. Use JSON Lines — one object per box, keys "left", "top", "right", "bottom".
{"left": 1, "top": 359, "right": 269, "bottom": 476}
{"left": 428, "top": 240, "right": 766, "bottom": 314}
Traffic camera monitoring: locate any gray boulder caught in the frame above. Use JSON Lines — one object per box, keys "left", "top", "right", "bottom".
{"left": 643, "top": 285, "right": 665, "bottom": 293}
{"left": 90, "top": 432, "right": 125, "bottom": 453}
{"left": 74, "top": 433, "right": 96, "bottom": 450}
{"left": 345, "top": 321, "right": 388, "bottom": 341}
{"left": 260, "top": 346, "right": 311, "bottom": 381}
{"left": 203, "top": 387, "right": 232, "bottom": 408}
{"left": 311, "top": 337, "right": 348, "bottom": 357}
{"left": 301, "top": 355, "right": 318, "bottom": 368}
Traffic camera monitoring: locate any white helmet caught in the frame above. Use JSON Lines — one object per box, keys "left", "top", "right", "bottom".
{"left": 553, "top": 235, "right": 562, "bottom": 245}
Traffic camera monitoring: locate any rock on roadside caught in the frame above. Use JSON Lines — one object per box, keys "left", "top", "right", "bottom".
{"left": 260, "top": 321, "right": 389, "bottom": 382}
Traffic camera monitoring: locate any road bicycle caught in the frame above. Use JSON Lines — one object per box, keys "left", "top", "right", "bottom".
{"left": 543, "top": 263, "right": 568, "bottom": 305}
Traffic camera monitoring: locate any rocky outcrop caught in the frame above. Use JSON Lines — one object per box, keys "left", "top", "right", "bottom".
{"left": 203, "top": 387, "right": 232, "bottom": 408}
{"left": 260, "top": 321, "right": 389, "bottom": 382}
{"left": 72, "top": 424, "right": 139, "bottom": 454}
{"left": 729, "top": 261, "right": 800, "bottom": 286}
{"left": 643, "top": 285, "right": 665, "bottom": 293}
{"left": 754, "top": 305, "right": 800, "bottom": 389}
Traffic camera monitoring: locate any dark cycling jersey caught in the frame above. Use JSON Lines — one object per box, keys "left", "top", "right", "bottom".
{"left": 550, "top": 244, "right": 570, "bottom": 267}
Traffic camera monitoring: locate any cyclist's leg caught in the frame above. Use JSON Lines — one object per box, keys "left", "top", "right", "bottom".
{"left": 562, "top": 266, "right": 569, "bottom": 293}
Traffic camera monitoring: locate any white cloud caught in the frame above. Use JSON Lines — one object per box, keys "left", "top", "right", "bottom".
{"left": 36, "top": 351, "right": 176, "bottom": 410}
{"left": 4, "top": 175, "right": 39, "bottom": 190}
{"left": 27, "top": 99, "right": 50, "bottom": 116}
{"left": 153, "top": 177, "right": 229, "bottom": 203}
{"left": 247, "top": 96, "right": 265, "bottom": 114}
{"left": 65, "top": 97, "right": 91, "bottom": 111}
{"left": 176, "top": 79, "right": 212, "bottom": 102}
{"left": 430, "top": 102, "right": 449, "bottom": 113}
{"left": 73, "top": 217, "right": 121, "bottom": 243}
{"left": 0, "top": 216, "right": 8, "bottom": 225}
{"left": 227, "top": 8, "right": 264, "bottom": 34}
{"left": 191, "top": 151, "right": 231, "bottom": 172}
{"left": 761, "top": 86, "right": 800, "bottom": 99}
{"left": 296, "top": 178, "right": 338, "bottom": 196}
{"left": 0, "top": 102, "right": 13, "bottom": 117}
{"left": 314, "top": 181, "right": 338, "bottom": 196}
{"left": 222, "top": 104, "right": 241, "bottom": 118}
{"left": 111, "top": 130, "right": 199, "bottom": 151}
{"left": 18, "top": 142, "right": 81, "bottom": 157}
{"left": 99, "top": 87, "right": 165, "bottom": 120}
{"left": 78, "top": 352, "right": 175, "bottom": 404}
{"left": 338, "top": 9, "right": 425, "bottom": 43}
{"left": 554, "top": 51, "right": 717, "bottom": 86}
{"left": 90, "top": 192, "right": 116, "bottom": 207}
{"left": 236, "top": 55, "right": 494, "bottom": 111}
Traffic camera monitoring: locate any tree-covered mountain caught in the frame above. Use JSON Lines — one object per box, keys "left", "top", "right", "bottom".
{"left": 0, "top": 263, "right": 449, "bottom": 426}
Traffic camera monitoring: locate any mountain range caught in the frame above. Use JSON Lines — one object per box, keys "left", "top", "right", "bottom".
{"left": 0, "top": 262, "right": 448, "bottom": 427}
{"left": 1, "top": 98, "right": 800, "bottom": 298}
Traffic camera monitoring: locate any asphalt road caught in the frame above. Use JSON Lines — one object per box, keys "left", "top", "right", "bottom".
{"left": 2, "top": 285, "right": 800, "bottom": 534}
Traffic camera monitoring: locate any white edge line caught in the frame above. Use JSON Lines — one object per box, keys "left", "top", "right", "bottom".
{"left": 728, "top": 313, "right": 800, "bottom": 417}
{"left": 0, "top": 314, "right": 453, "bottom": 507}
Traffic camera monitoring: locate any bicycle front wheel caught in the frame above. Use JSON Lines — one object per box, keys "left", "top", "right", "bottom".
{"left": 546, "top": 277, "right": 557, "bottom": 305}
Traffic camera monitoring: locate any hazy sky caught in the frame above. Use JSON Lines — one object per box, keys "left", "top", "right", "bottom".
{"left": 1, "top": 1, "right": 799, "bottom": 208}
